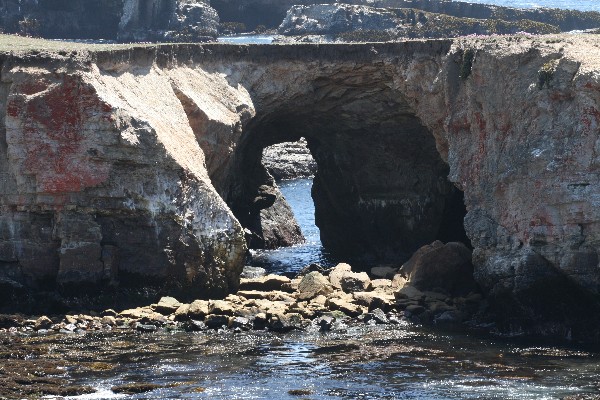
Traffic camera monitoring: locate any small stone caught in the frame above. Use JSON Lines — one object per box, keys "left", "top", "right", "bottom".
{"left": 188, "top": 300, "right": 209, "bottom": 319}
{"left": 239, "top": 275, "right": 291, "bottom": 291}
{"left": 371, "top": 266, "right": 397, "bottom": 279}
{"left": 329, "top": 263, "right": 352, "bottom": 289}
{"left": 296, "top": 272, "right": 333, "bottom": 300}
{"left": 209, "top": 300, "right": 235, "bottom": 316}
{"left": 154, "top": 297, "right": 182, "bottom": 315}
{"left": 34, "top": 316, "right": 53, "bottom": 330}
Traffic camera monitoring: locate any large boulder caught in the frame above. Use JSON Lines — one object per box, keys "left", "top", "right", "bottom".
{"left": 399, "top": 241, "right": 476, "bottom": 295}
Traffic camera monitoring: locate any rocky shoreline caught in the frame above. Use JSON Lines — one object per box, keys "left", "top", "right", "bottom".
{"left": 0, "top": 261, "right": 484, "bottom": 337}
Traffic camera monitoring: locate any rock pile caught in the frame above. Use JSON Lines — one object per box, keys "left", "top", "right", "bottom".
{"left": 0, "top": 258, "right": 483, "bottom": 335}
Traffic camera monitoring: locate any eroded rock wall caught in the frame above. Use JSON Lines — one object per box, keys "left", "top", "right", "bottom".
{"left": 1, "top": 37, "right": 600, "bottom": 340}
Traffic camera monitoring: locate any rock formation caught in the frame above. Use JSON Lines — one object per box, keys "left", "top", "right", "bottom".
{"left": 278, "top": 4, "right": 559, "bottom": 40}
{"left": 0, "top": 0, "right": 219, "bottom": 42}
{"left": 211, "top": 0, "right": 600, "bottom": 32}
{"left": 262, "top": 139, "right": 317, "bottom": 181}
{"left": 1, "top": 34, "right": 600, "bottom": 341}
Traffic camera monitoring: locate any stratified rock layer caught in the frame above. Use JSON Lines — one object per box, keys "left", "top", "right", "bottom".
{"left": 1, "top": 35, "right": 599, "bottom": 341}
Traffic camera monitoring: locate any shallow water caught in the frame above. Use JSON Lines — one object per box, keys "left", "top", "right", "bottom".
{"left": 30, "top": 178, "right": 599, "bottom": 400}
{"left": 250, "top": 179, "right": 338, "bottom": 275}
{"left": 37, "top": 323, "right": 599, "bottom": 400}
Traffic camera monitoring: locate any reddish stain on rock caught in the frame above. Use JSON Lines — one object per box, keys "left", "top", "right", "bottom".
{"left": 15, "top": 75, "right": 111, "bottom": 194}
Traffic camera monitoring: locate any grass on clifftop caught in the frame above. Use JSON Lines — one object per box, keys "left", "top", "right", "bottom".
{"left": 0, "top": 34, "right": 152, "bottom": 54}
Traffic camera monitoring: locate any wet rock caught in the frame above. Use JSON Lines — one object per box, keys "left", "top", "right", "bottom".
{"left": 182, "top": 319, "right": 207, "bottom": 332}
{"left": 315, "top": 315, "right": 335, "bottom": 332}
{"left": 239, "top": 275, "right": 291, "bottom": 291}
{"left": 400, "top": 241, "right": 476, "bottom": 295}
{"left": 240, "top": 266, "right": 267, "bottom": 279}
{"left": 268, "top": 312, "right": 305, "bottom": 332}
{"left": 371, "top": 266, "right": 397, "bottom": 279}
{"left": 296, "top": 263, "right": 329, "bottom": 277}
{"left": 253, "top": 313, "right": 268, "bottom": 330}
{"left": 112, "top": 383, "right": 163, "bottom": 394}
{"left": 205, "top": 314, "right": 230, "bottom": 329}
{"left": 135, "top": 323, "right": 158, "bottom": 333}
{"left": 296, "top": 272, "right": 333, "bottom": 300}
{"left": 329, "top": 263, "right": 352, "bottom": 289}
{"left": 155, "top": 297, "right": 183, "bottom": 315}
{"left": 434, "top": 310, "right": 464, "bottom": 325}
{"left": 229, "top": 316, "right": 252, "bottom": 331}
{"left": 340, "top": 272, "right": 372, "bottom": 294}
{"left": 364, "top": 308, "right": 389, "bottom": 325}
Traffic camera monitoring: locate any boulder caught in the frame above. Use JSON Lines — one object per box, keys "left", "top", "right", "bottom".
{"left": 155, "top": 297, "right": 183, "bottom": 315}
{"left": 399, "top": 241, "right": 477, "bottom": 295}
{"left": 296, "top": 272, "right": 333, "bottom": 300}
{"left": 325, "top": 297, "right": 363, "bottom": 317}
{"left": 188, "top": 300, "right": 210, "bottom": 319}
{"left": 209, "top": 300, "right": 235, "bottom": 316}
{"left": 34, "top": 316, "right": 53, "bottom": 330}
{"left": 329, "top": 263, "right": 352, "bottom": 289}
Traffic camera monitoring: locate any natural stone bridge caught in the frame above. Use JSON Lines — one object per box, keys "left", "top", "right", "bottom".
{"left": 1, "top": 36, "right": 599, "bottom": 338}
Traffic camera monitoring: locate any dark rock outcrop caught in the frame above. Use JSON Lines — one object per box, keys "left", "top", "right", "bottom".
{"left": 0, "top": 0, "right": 219, "bottom": 42}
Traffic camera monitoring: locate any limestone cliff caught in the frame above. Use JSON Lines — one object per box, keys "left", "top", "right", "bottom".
{"left": 1, "top": 35, "right": 600, "bottom": 341}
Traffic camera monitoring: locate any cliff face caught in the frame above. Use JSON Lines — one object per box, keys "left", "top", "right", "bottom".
{"left": 1, "top": 35, "right": 600, "bottom": 340}
{"left": 0, "top": 0, "right": 219, "bottom": 42}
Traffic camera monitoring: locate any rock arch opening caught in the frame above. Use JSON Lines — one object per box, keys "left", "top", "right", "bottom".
{"left": 226, "top": 78, "right": 471, "bottom": 266}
